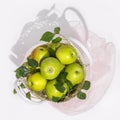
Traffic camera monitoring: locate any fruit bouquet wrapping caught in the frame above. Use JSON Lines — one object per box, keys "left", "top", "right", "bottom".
{"left": 12, "top": 7, "right": 115, "bottom": 114}
{"left": 14, "top": 26, "right": 90, "bottom": 103}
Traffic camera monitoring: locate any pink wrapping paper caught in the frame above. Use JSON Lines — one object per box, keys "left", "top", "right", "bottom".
{"left": 50, "top": 26, "right": 115, "bottom": 115}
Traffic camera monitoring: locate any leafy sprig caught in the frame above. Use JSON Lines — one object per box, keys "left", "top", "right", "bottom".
{"left": 77, "top": 80, "right": 91, "bottom": 100}
{"left": 54, "top": 82, "right": 65, "bottom": 93}
{"left": 54, "top": 27, "right": 60, "bottom": 34}
{"left": 15, "top": 66, "right": 30, "bottom": 78}
{"left": 27, "top": 58, "right": 38, "bottom": 68}
{"left": 56, "top": 72, "right": 68, "bottom": 85}
{"left": 15, "top": 58, "right": 39, "bottom": 79}
{"left": 13, "top": 89, "right": 17, "bottom": 94}
{"left": 52, "top": 96, "right": 61, "bottom": 102}
{"left": 26, "top": 92, "right": 31, "bottom": 100}
{"left": 20, "top": 83, "right": 26, "bottom": 89}
{"left": 77, "top": 91, "right": 86, "bottom": 99}
{"left": 40, "top": 32, "right": 55, "bottom": 42}
{"left": 40, "top": 27, "right": 62, "bottom": 43}
{"left": 54, "top": 72, "right": 67, "bottom": 93}
{"left": 52, "top": 37, "right": 62, "bottom": 43}
{"left": 82, "top": 81, "right": 91, "bottom": 90}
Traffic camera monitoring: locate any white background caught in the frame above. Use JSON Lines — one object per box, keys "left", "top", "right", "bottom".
{"left": 0, "top": 0, "right": 120, "bottom": 120}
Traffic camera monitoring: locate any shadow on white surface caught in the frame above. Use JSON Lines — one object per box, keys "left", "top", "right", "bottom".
{"left": 9, "top": 5, "right": 88, "bottom": 66}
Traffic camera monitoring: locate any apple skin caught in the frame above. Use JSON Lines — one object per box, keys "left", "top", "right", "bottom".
{"left": 46, "top": 79, "right": 68, "bottom": 100}
{"left": 40, "top": 57, "right": 64, "bottom": 80}
{"left": 27, "top": 72, "right": 47, "bottom": 92}
{"left": 31, "top": 46, "right": 50, "bottom": 63}
{"left": 56, "top": 44, "right": 77, "bottom": 64}
{"left": 65, "top": 63, "right": 85, "bottom": 85}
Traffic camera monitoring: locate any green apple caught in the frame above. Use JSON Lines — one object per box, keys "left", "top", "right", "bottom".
{"left": 56, "top": 44, "right": 77, "bottom": 64}
{"left": 27, "top": 72, "right": 47, "bottom": 91}
{"left": 65, "top": 63, "right": 84, "bottom": 85}
{"left": 46, "top": 79, "right": 68, "bottom": 100}
{"left": 31, "top": 46, "right": 49, "bottom": 63}
{"left": 40, "top": 57, "right": 64, "bottom": 80}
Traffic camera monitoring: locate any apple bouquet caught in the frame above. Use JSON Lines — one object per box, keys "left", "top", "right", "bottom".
{"left": 14, "top": 27, "right": 91, "bottom": 102}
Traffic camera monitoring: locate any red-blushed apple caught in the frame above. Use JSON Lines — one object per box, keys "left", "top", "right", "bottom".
{"left": 31, "top": 46, "right": 49, "bottom": 63}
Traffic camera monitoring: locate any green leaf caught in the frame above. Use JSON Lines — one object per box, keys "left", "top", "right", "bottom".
{"left": 77, "top": 91, "right": 86, "bottom": 100}
{"left": 71, "top": 84, "right": 78, "bottom": 91}
{"left": 66, "top": 80, "right": 78, "bottom": 93}
{"left": 52, "top": 37, "right": 62, "bottom": 43}
{"left": 13, "top": 89, "right": 17, "bottom": 94}
{"left": 57, "top": 72, "right": 68, "bottom": 85}
{"left": 48, "top": 43, "right": 60, "bottom": 51}
{"left": 20, "top": 83, "right": 25, "bottom": 89}
{"left": 48, "top": 47, "right": 56, "bottom": 57}
{"left": 40, "top": 31, "right": 55, "bottom": 42}
{"left": 66, "top": 80, "right": 73, "bottom": 90}
{"left": 54, "top": 82, "right": 65, "bottom": 93}
{"left": 48, "top": 43, "right": 60, "bottom": 57}
{"left": 54, "top": 27, "right": 60, "bottom": 34}
{"left": 27, "top": 58, "right": 38, "bottom": 68}
{"left": 18, "top": 86, "right": 20, "bottom": 89}
{"left": 60, "top": 94, "right": 66, "bottom": 101}
{"left": 70, "top": 84, "right": 78, "bottom": 93}
{"left": 26, "top": 92, "right": 31, "bottom": 100}
{"left": 52, "top": 96, "right": 60, "bottom": 102}
{"left": 82, "top": 81, "right": 91, "bottom": 90}
{"left": 15, "top": 66, "right": 30, "bottom": 78}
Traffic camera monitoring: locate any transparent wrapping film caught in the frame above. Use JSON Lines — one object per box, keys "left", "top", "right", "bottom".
{"left": 10, "top": 6, "right": 115, "bottom": 115}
